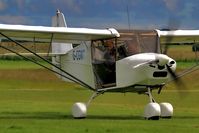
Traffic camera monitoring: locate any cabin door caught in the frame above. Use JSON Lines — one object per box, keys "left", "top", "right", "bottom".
{"left": 91, "top": 39, "right": 116, "bottom": 88}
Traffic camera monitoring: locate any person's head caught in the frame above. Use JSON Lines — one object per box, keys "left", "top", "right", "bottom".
{"left": 105, "top": 40, "right": 114, "bottom": 49}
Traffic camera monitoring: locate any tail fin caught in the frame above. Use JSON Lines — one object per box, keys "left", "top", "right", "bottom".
{"left": 51, "top": 10, "right": 73, "bottom": 54}
{"left": 51, "top": 10, "right": 73, "bottom": 80}
{"left": 52, "top": 10, "right": 67, "bottom": 27}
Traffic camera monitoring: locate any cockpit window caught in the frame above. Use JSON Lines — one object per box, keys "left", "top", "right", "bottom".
{"left": 92, "top": 39, "right": 116, "bottom": 63}
{"left": 117, "top": 30, "right": 160, "bottom": 60}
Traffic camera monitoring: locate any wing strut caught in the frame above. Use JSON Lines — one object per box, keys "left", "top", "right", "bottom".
{"left": 0, "top": 32, "right": 95, "bottom": 91}
{"left": 47, "top": 33, "right": 54, "bottom": 57}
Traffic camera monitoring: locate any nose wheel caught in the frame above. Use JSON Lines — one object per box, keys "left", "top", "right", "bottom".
{"left": 159, "top": 102, "right": 173, "bottom": 118}
{"left": 144, "top": 87, "right": 173, "bottom": 120}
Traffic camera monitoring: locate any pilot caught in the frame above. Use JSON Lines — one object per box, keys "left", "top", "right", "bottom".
{"left": 104, "top": 40, "right": 116, "bottom": 62}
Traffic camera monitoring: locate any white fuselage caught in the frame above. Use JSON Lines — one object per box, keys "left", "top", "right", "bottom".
{"left": 57, "top": 42, "right": 176, "bottom": 93}
{"left": 115, "top": 53, "right": 176, "bottom": 90}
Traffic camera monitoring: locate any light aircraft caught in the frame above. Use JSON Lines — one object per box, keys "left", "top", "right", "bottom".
{"left": 0, "top": 10, "right": 198, "bottom": 120}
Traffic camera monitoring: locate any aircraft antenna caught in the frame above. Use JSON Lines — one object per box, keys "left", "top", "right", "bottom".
{"left": 125, "top": 0, "right": 131, "bottom": 30}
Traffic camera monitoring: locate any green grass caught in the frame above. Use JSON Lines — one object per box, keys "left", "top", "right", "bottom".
{"left": 176, "top": 61, "right": 198, "bottom": 70}
{"left": 0, "top": 87, "right": 198, "bottom": 133}
{"left": 0, "top": 60, "right": 49, "bottom": 69}
{"left": 166, "top": 45, "right": 198, "bottom": 61}
{"left": 0, "top": 60, "right": 198, "bottom": 132}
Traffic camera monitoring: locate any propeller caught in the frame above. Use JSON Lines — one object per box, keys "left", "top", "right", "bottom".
{"left": 166, "top": 64, "right": 178, "bottom": 80}
{"left": 166, "top": 64, "right": 188, "bottom": 97}
{"left": 162, "top": 17, "right": 181, "bottom": 55}
{"left": 161, "top": 18, "right": 187, "bottom": 94}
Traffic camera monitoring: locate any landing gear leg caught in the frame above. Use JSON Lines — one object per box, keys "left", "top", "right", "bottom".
{"left": 144, "top": 87, "right": 161, "bottom": 120}
{"left": 71, "top": 91, "right": 101, "bottom": 119}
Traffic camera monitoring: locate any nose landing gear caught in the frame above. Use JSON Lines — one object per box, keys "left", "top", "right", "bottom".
{"left": 144, "top": 87, "right": 173, "bottom": 120}
{"left": 160, "top": 102, "right": 173, "bottom": 118}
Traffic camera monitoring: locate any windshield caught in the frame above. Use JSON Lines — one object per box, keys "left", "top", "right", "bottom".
{"left": 117, "top": 30, "right": 160, "bottom": 60}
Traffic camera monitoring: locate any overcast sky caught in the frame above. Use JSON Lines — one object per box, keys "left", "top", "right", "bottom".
{"left": 0, "top": 0, "right": 198, "bottom": 30}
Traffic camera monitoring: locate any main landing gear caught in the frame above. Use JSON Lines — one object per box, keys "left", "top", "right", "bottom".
{"left": 72, "top": 92, "right": 100, "bottom": 119}
{"left": 144, "top": 87, "right": 173, "bottom": 120}
{"left": 71, "top": 88, "right": 173, "bottom": 120}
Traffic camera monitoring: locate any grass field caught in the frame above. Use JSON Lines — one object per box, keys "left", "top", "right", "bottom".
{"left": 0, "top": 60, "right": 198, "bottom": 133}
{"left": 165, "top": 45, "right": 198, "bottom": 61}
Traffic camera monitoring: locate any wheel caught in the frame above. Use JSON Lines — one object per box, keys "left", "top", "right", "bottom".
{"left": 144, "top": 102, "right": 161, "bottom": 120}
{"left": 72, "top": 102, "right": 87, "bottom": 119}
{"left": 160, "top": 102, "right": 173, "bottom": 118}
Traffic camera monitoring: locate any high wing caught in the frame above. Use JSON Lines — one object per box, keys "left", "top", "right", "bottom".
{"left": 156, "top": 29, "right": 199, "bottom": 80}
{"left": 0, "top": 24, "right": 120, "bottom": 43}
{"left": 156, "top": 30, "right": 199, "bottom": 44}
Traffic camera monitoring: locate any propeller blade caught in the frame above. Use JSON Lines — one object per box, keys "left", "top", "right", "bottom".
{"left": 166, "top": 64, "right": 177, "bottom": 79}
{"left": 162, "top": 18, "right": 181, "bottom": 54}
{"left": 166, "top": 64, "right": 187, "bottom": 92}
{"left": 161, "top": 18, "right": 187, "bottom": 94}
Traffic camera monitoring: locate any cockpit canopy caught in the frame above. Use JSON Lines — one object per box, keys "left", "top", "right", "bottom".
{"left": 92, "top": 30, "right": 160, "bottom": 61}
{"left": 117, "top": 30, "right": 160, "bottom": 60}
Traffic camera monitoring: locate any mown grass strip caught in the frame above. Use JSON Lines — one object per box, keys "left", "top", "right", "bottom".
{"left": 0, "top": 60, "right": 50, "bottom": 69}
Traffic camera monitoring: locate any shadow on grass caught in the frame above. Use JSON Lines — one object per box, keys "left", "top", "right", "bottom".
{"left": 1, "top": 112, "right": 198, "bottom": 121}
{"left": 0, "top": 112, "right": 71, "bottom": 120}
{"left": 87, "top": 115, "right": 143, "bottom": 120}
{"left": 0, "top": 112, "right": 143, "bottom": 120}
{"left": 173, "top": 116, "right": 199, "bottom": 120}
